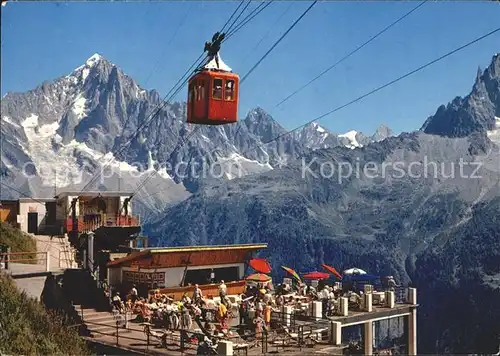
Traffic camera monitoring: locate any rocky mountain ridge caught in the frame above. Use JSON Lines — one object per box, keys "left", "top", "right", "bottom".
{"left": 1, "top": 53, "right": 392, "bottom": 207}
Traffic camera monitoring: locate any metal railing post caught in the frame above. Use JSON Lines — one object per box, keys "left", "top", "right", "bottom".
{"left": 6, "top": 247, "right": 10, "bottom": 270}
{"left": 116, "top": 321, "right": 119, "bottom": 346}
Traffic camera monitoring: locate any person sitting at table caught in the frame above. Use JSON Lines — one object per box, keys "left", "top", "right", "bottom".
{"left": 112, "top": 292, "right": 125, "bottom": 313}
{"left": 216, "top": 301, "right": 228, "bottom": 330}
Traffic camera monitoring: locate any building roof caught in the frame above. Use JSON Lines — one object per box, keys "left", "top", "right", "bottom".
{"left": 143, "top": 243, "right": 268, "bottom": 254}
{"left": 18, "top": 197, "right": 55, "bottom": 202}
{"left": 55, "top": 191, "right": 134, "bottom": 199}
{"left": 107, "top": 243, "right": 268, "bottom": 268}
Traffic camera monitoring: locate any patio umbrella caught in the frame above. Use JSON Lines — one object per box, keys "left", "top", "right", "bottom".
{"left": 245, "top": 273, "right": 272, "bottom": 283}
{"left": 321, "top": 263, "right": 343, "bottom": 280}
{"left": 343, "top": 268, "right": 367, "bottom": 275}
{"left": 248, "top": 258, "right": 272, "bottom": 274}
{"left": 344, "top": 273, "right": 379, "bottom": 282}
{"left": 302, "top": 271, "right": 330, "bottom": 280}
{"left": 281, "top": 266, "right": 302, "bottom": 283}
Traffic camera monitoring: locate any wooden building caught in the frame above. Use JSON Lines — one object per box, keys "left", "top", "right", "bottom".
{"left": 0, "top": 198, "right": 56, "bottom": 234}
{"left": 106, "top": 243, "right": 268, "bottom": 299}
{"left": 54, "top": 190, "right": 139, "bottom": 234}
{"left": 0, "top": 200, "right": 18, "bottom": 226}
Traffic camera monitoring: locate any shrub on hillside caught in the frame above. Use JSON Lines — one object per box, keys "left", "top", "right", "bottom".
{"left": 0, "top": 272, "right": 89, "bottom": 355}
{"left": 0, "top": 221, "right": 37, "bottom": 263}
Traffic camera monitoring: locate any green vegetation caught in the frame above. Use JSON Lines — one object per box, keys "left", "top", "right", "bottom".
{"left": 0, "top": 221, "right": 37, "bottom": 263}
{"left": 0, "top": 272, "right": 89, "bottom": 355}
{"left": 0, "top": 221, "right": 89, "bottom": 355}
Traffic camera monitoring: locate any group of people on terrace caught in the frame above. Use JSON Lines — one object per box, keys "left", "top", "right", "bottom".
{"left": 107, "top": 270, "right": 401, "bottom": 346}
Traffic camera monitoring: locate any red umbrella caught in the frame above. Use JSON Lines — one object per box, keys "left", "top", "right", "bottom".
{"left": 302, "top": 271, "right": 330, "bottom": 280}
{"left": 321, "top": 263, "right": 343, "bottom": 280}
{"left": 249, "top": 258, "right": 272, "bottom": 274}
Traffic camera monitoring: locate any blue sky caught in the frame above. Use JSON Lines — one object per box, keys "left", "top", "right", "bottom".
{"left": 1, "top": 1, "right": 499, "bottom": 136}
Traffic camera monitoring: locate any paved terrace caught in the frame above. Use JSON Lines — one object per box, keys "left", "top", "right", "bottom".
{"left": 77, "top": 287, "right": 418, "bottom": 355}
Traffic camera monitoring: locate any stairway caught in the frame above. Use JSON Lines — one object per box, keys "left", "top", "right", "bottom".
{"left": 33, "top": 234, "right": 79, "bottom": 270}
{"left": 74, "top": 305, "right": 130, "bottom": 337}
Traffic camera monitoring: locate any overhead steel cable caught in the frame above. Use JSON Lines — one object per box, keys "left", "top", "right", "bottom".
{"left": 241, "top": 1, "right": 294, "bottom": 66}
{"left": 0, "top": 181, "right": 49, "bottom": 205}
{"left": 117, "top": 3, "right": 196, "bottom": 150}
{"left": 133, "top": 2, "right": 320, "bottom": 200}
{"left": 143, "top": 1, "right": 196, "bottom": 87}
{"left": 274, "top": 0, "right": 429, "bottom": 109}
{"left": 225, "top": 0, "right": 253, "bottom": 35}
{"left": 220, "top": 0, "right": 247, "bottom": 33}
{"left": 79, "top": 1, "right": 252, "bottom": 194}
{"left": 223, "top": 1, "right": 274, "bottom": 42}
{"left": 242, "top": 26, "right": 500, "bottom": 153}
{"left": 240, "top": 0, "right": 318, "bottom": 84}
{"left": 129, "top": 0, "right": 316, "bottom": 199}
{"left": 114, "top": 1, "right": 272, "bottom": 201}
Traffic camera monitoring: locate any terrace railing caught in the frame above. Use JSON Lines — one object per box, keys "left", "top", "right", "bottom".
{"left": 65, "top": 214, "right": 141, "bottom": 233}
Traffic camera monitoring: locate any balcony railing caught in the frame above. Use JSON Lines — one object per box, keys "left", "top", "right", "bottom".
{"left": 65, "top": 214, "right": 141, "bottom": 233}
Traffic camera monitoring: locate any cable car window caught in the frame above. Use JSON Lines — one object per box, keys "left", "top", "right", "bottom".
{"left": 188, "top": 83, "right": 194, "bottom": 103}
{"left": 225, "top": 80, "right": 235, "bottom": 101}
{"left": 212, "top": 78, "right": 223, "bottom": 100}
{"left": 196, "top": 81, "right": 202, "bottom": 101}
{"left": 193, "top": 81, "right": 199, "bottom": 101}
{"left": 200, "top": 80, "right": 205, "bottom": 101}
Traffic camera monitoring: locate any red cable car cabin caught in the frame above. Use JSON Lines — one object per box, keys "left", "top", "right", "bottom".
{"left": 187, "top": 55, "right": 239, "bottom": 125}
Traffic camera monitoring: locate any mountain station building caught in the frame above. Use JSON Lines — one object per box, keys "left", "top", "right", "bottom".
{"left": 106, "top": 243, "right": 268, "bottom": 299}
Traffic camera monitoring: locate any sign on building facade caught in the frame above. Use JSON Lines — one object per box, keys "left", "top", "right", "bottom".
{"left": 123, "top": 271, "right": 165, "bottom": 288}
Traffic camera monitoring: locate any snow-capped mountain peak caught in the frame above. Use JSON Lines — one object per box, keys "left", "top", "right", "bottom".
{"left": 294, "top": 123, "right": 393, "bottom": 151}
{"left": 86, "top": 53, "right": 103, "bottom": 66}
{"left": 338, "top": 130, "right": 361, "bottom": 149}
{"left": 312, "top": 122, "right": 326, "bottom": 133}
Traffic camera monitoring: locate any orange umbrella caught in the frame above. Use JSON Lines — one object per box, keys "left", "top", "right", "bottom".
{"left": 321, "top": 263, "right": 342, "bottom": 280}
{"left": 281, "top": 266, "right": 302, "bottom": 283}
{"left": 245, "top": 273, "right": 272, "bottom": 282}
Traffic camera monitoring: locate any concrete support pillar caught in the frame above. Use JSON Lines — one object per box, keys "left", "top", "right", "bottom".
{"left": 82, "top": 249, "right": 87, "bottom": 269}
{"left": 282, "top": 305, "right": 292, "bottom": 327}
{"left": 87, "top": 232, "right": 94, "bottom": 272}
{"left": 408, "top": 308, "right": 417, "bottom": 355}
{"left": 364, "top": 284, "right": 374, "bottom": 294}
{"left": 328, "top": 321, "right": 342, "bottom": 345}
{"left": 385, "top": 291, "right": 395, "bottom": 308}
{"left": 363, "top": 292, "right": 373, "bottom": 312}
{"left": 217, "top": 340, "right": 233, "bottom": 355}
{"left": 45, "top": 251, "right": 50, "bottom": 272}
{"left": 339, "top": 297, "right": 348, "bottom": 316}
{"left": 312, "top": 301, "right": 322, "bottom": 321}
{"left": 364, "top": 321, "right": 373, "bottom": 355}
{"left": 408, "top": 287, "right": 417, "bottom": 305}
